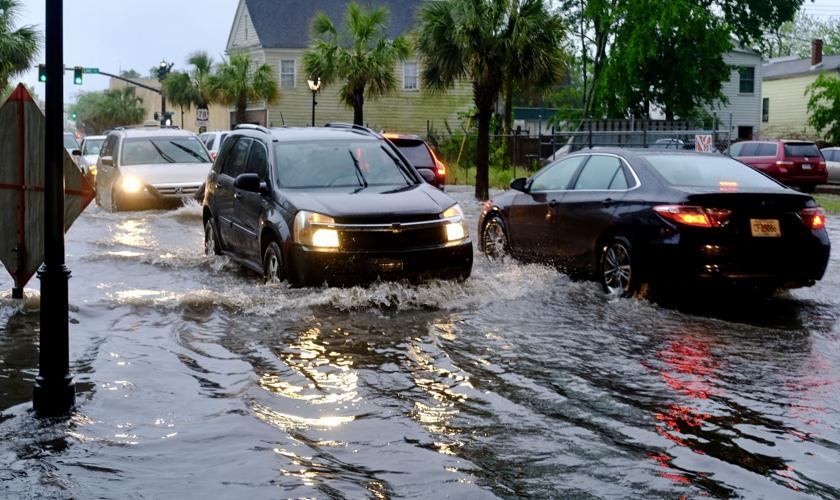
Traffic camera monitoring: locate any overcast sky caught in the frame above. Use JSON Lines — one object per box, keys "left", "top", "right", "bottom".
{"left": 10, "top": 0, "right": 840, "bottom": 103}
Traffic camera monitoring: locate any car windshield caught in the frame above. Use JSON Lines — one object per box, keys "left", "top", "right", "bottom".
{"left": 63, "top": 134, "right": 79, "bottom": 149}
{"left": 393, "top": 140, "right": 435, "bottom": 168}
{"left": 120, "top": 137, "right": 211, "bottom": 166}
{"left": 783, "top": 143, "right": 820, "bottom": 157}
{"left": 274, "top": 140, "right": 415, "bottom": 188}
{"left": 82, "top": 138, "right": 104, "bottom": 155}
{"left": 645, "top": 155, "right": 781, "bottom": 189}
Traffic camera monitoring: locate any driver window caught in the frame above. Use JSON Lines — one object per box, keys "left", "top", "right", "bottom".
{"left": 245, "top": 141, "right": 268, "bottom": 180}
{"left": 221, "top": 138, "right": 252, "bottom": 178}
{"left": 531, "top": 155, "right": 586, "bottom": 192}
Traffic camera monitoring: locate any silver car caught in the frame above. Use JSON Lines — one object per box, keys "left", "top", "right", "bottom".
{"left": 821, "top": 147, "right": 840, "bottom": 184}
{"left": 95, "top": 128, "right": 213, "bottom": 211}
{"left": 78, "top": 134, "right": 106, "bottom": 177}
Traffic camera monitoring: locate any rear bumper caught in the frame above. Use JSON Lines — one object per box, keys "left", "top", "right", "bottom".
{"left": 287, "top": 240, "right": 473, "bottom": 286}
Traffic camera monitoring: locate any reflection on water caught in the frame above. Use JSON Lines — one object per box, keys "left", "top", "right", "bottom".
{"left": 0, "top": 194, "right": 838, "bottom": 498}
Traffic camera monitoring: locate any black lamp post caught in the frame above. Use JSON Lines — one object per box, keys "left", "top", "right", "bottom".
{"left": 307, "top": 77, "right": 321, "bottom": 127}
{"left": 158, "top": 60, "right": 173, "bottom": 126}
{"left": 33, "top": 0, "right": 75, "bottom": 417}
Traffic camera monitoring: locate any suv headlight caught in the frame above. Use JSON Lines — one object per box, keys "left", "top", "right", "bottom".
{"left": 121, "top": 175, "right": 143, "bottom": 193}
{"left": 441, "top": 203, "right": 469, "bottom": 242}
{"left": 293, "top": 210, "right": 339, "bottom": 249}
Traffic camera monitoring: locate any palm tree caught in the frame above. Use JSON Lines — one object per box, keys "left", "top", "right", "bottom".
{"left": 303, "top": 2, "right": 410, "bottom": 126}
{"left": 161, "top": 51, "right": 215, "bottom": 126}
{"left": 162, "top": 71, "right": 196, "bottom": 127}
{"left": 416, "top": 0, "right": 564, "bottom": 200}
{"left": 209, "top": 52, "right": 278, "bottom": 127}
{"left": 0, "top": 0, "right": 41, "bottom": 91}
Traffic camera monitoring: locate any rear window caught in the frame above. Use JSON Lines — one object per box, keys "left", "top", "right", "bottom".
{"left": 392, "top": 140, "right": 434, "bottom": 168}
{"left": 645, "top": 155, "right": 781, "bottom": 189}
{"left": 783, "top": 143, "right": 820, "bottom": 157}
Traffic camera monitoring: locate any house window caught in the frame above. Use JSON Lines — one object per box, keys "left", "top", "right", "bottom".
{"left": 403, "top": 61, "right": 418, "bottom": 90}
{"left": 280, "top": 59, "right": 295, "bottom": 89}
{"left": 762, "top": 97, "right": 769, "bottom": 122}
{"left": 739, "top": 67, "right": 755, "bottom": 94}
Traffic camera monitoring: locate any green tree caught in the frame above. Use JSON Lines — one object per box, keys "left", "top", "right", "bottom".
{"left": 209, "top": 52, "right": 278, "bottom": 127}
{"left": 416, "top": 0, "right": 564, "bottom": 200}
{"left": 70, "top": 87, "right": 145, "bottom": 134}
{"left": 120, "top": 69, "right": 141, "bottom": 79}
{"left": 761, "top": 12, "right": 840, "bottom": 59}
{"left": 0, "top": 0, "right": 40, "bottom": 91}
{"left": 806, "top": 72, "right": 840, "bottom": 145}
{"left": 162, "top": 52, "right": 215, "bottom": 125}
{"left": 303, "top": 2, "right": 410, "bottom": 126}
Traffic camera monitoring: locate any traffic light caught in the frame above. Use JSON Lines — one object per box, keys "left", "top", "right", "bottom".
{"left": 70, "top": 111, "right": 77, "bottom": 120}
{"left": 73, "top": 66, "right": 83, "bottom": 85}
{"left": 38, "top": 64, "right": 47, "bottom": 82}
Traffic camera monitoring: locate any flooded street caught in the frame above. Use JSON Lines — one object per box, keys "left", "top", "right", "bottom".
{"left": 1, "top": 187, "right": 839, "bottom": 498}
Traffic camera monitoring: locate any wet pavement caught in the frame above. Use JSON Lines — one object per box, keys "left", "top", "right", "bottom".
{"left": 1, "top": 187, "right": 839, "bottom": 498}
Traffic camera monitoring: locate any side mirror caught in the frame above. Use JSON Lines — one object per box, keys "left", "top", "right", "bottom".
{"left": 418, "top": 168, "right": 437, "bottom": 184}
{"left": 510, "top": 177, "right": 528, "bottom": 192}
{"left": 100, "top": 156, "right": 113, "bottom": 166}
{"left": 71, "top": 149, "right": 82, "bottom": 156}
{"left": 234, "top": 173, "right": 263, "bottom": 193}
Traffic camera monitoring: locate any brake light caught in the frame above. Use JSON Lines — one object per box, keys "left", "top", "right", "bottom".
{"left": 654, "top": 205, "right": 731, "bottom": 228}
{"left": 817, "top": 161, "right": 826, "bottom": 170}
{"left": 776, "top": 160, "right": 793, "bottom": 173}
{"left": 430, "top": 149, "right": 446, "bottom": 176}
{"left": 210, "top": 151, "right": 217, "bottom": 161}
{"left": 800, "top": 207, "right": 826, "bottom": 230}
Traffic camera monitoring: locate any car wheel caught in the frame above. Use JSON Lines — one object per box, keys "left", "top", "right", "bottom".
{"left": 482, "top": 216, "right": 510, "bottom": 259}
{"left": 262, "top": 241, "right": 284, "bottom": 283}
{"left": 204, "top": 219, "right": 222, "bottom": 256}
{"left": 600, "top": 238, "right": 634, "bottom": 298}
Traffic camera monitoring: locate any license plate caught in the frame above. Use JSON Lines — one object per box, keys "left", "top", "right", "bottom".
{"left": 802, "top": 163, "right": 812, "bottom": 170}
{"left": 372, "top": 259, "right": 403, "bottom": 272}
{"left": 750, "top": 219, "right": 781, "bottom": 237}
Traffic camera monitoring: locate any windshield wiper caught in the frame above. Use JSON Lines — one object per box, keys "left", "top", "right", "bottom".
{"left": 379, "top": 145, "right": 413, "bottom": 183}
{"left": 348, "top": 150, "right": 368, "bottom": 188}
{"left": 149, "top": 141, "right": 177, "bottom": 163}
{"left": 168, "top": 141, "right": 208, "bottom": 163}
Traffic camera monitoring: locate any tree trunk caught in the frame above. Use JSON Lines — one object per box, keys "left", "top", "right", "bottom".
{"left": 352, "top": 88, "right": 364, "bottom": 126}
{"left": 503, "top": 78, "right": 514, "bottom": 136}
{"left": 475, "top": 106, "right": 493, "bottom": 201}
{"left": 235, "top": 93, "right": 247, "bottom": 126}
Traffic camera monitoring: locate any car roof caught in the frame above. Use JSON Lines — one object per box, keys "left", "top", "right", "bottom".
{"left": 259, "top": 127, "right": 382, "bottom": 143}
{"left": 562, "top": 147, "right": 722, "bottom": 161}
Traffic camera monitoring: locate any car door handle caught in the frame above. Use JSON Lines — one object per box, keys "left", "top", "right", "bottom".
{"left": 214, "top": 182, "right": 222, "bottom": 189}
{"left": 602, "top": 198, "right": 615, "bottom": 207}
{"left": 233, "top": 192, "right": 242, "bottom": 200}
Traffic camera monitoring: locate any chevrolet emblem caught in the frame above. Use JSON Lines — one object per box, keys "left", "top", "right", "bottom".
{"left": 391, "top": 223, "right": 402, "bottom": 233}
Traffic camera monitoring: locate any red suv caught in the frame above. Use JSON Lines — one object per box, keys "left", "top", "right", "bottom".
{"left": 383, "top": 133, "right": 446, "bottom": 189}
{"left": 729, "top": 140, "right": 827, "bottom": 192}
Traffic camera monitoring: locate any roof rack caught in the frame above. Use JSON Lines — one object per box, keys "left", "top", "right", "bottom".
{"left": 324, "top": 122, "right": 382, "bottom": 138}
{"left": 234, "top": 123, "right": 272, "bottom": 134}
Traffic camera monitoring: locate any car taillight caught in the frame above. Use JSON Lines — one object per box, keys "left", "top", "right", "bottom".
{"left": 817, "top": 161, "right": 826, "bottom": 170}
{"left": 210, "top": 151, "right": 217, "bottom": 161}
{"left": 800, "top": 207, "right": 826, "bottom": 230}
{"left": 430, "top": 149, "right": 446, "bottom": 176}
{"left": 653, "top": 205, "right": 731, "bottom": 228}
{"left": 775, "top": 160, "right": 793, "bottom": 172}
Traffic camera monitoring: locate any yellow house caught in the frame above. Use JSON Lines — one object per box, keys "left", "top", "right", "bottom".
{"left": 762, "top": 41, "right": 840, "bottom": 140}
{"left": 225, "top": 0, "right": 473, "bottom": 134}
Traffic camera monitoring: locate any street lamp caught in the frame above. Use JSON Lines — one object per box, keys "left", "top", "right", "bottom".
{"left": 158, "top": 60, "right": 173, "bottom": 126}
{"left": 307, "top": 77, "right": 321, "bottom": 127}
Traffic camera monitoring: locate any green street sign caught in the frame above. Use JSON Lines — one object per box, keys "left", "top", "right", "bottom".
{"left": 83, "top": 67, "right": 99, "bottom": 74}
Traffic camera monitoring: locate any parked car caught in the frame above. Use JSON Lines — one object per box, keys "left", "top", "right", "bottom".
{"left": 729, "top": 140, "right": 827, "bottom": 192}
{"left": 202, "top": 124, "right": 472, "bottom": 286}
{"left": 78, "top": 134, "right": 106, "bottom": 178}
{"left": 820, "top": 147, "right": 840, "bottom": 184}
{"left": 478, "top": 149, "right": 830, "bottom": 297}
{"left": 382, "top": 132, "right": 446, "bottom": 189}
{"left": 63, "top": 132, "right": 80, "bottom": 152}
{"left": 95, "top": 128, "right": 213, "bottom": 211}
{"left": 649, "top": 138, "right": 688, "bottom": 150}
{"left": 199, "top": 130, "right": 231, "bottom": 161}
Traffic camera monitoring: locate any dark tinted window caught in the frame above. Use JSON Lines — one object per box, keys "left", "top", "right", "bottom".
{"left": 734, "top": 142, "right": 757, "bottom": 156}
{"left": 531, "top": 155, "right": 586, "bottom": 191}
{"left": 824, "top": 150, "right": 838, "bottom": 161}
{"left": 646, "top": 155, "right": 780, "bottom": 189}
{"left": 756, "top": 143, "right": 778, "bottom": 156}
{"left": 120, "top": 137, "right": 211, "bottom": 166}
{"left": 222, "top": 137, "right": 252, "bottom": 177}
{"left": 573, "top": 155, "right": 627, "bottom": 190}
{"left": 245, "top": 141, "right": 268, "bottom": 180}
{"left": 274, "top": 140, "right": 414, "bottom": 188}
{"left": 784, "top": 143, "right": 821, "bottom": 157}
{"left": 393, "top": 140, "right": 434, "bottom": 168}
{"left": 739, "top": 67, "right": 755, "bottom": 93}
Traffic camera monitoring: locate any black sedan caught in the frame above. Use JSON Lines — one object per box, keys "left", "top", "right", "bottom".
{"left": 478, "top": 149, "right": 830, "bottom": 297}
{"left": 202, "top": 124, "right": 472, "bottom": 286}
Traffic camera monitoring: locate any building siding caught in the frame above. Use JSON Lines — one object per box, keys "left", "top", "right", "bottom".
{"left": 762, "top": 73, "right": 832, "bottom": 140}
{"left": 227, "top": 0, "right": 261, "bottom": 51}
{"left": 703, "top": 50, "right": 763, "bottom": 139}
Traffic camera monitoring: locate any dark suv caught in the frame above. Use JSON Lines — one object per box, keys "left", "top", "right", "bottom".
{"left": 202, "top": 124, "right": 473, "bottom": 286}
{"left": 383, "top": 132, "right": 446, "bottom": 189}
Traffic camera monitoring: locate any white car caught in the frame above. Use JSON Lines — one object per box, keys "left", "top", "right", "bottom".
{"left": 78, "top": 135, "right": 106, "bottom": 175}
{"left": 820, "top": 147, "right": 840, "bottom": 184}
{"left": 95, "top": 128, "right": 213, "bottom": 211}
{"left": 198, "top": 130, "right": 231, "bottom": 162}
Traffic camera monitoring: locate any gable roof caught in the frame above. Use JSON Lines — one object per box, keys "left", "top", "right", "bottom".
{"left": 763, "top": 55, "right": 840, "bottom": 80}
{"left": 243, "top": 0, "right": 424, "bottom": 49}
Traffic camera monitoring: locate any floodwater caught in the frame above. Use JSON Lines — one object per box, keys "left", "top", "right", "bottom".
{"left": 1, "top": 187, "right": 838, "bottom": 499}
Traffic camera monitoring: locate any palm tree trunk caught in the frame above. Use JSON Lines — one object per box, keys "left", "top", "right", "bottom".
{"left": 475, "top": 106, "right": 493, "bottom": 201}
{"left": 503, "top": 78, "right": 514, "bottom": 136}
{"left": 352, "top": 88, "right": 364, "bottom": 126}
{"left": 236, "top": 93, "right": 247, "bottom": 126}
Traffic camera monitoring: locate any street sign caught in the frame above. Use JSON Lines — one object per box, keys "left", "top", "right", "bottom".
{"left": 196, "top": 106, "right": 209, "bottom": 127}
{"left": 83, "top": 67, "right": 99, "bottom": 74}
{"left": 695, "top": 134, "right": 713, "bottom": 152}
{"left": 0, "top": 84, "right": 94, "bottom": 292}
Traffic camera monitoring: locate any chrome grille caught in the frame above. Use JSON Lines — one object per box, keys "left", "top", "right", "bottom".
{"left": 153, "top": 184, "right": 201, "bottom": 197}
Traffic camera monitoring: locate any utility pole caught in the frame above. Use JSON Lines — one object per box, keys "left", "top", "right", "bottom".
{"left": 33, "top": 0, "right": 75, "bottom": 418}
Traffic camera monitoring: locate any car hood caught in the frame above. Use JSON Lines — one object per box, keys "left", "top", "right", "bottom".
{"left": 278, "top": 183, "right": 457, "bottom": 220}
{"left": 118, "top": 162, "right": 212, "bottom": 185}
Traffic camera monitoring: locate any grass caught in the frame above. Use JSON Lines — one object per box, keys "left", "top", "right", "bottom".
{"left": 445, "top": 163, "right": 538, "bottom": 189}
{"left": 814, "top": 194, "right": 840, "bottom": 213}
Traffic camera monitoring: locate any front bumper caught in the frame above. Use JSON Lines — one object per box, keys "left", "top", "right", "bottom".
{"left": 287, "top": 240, "right": 473, "bottom": 286}
{"left": 115, "top": 183, "right": 201, "bottom": 210}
